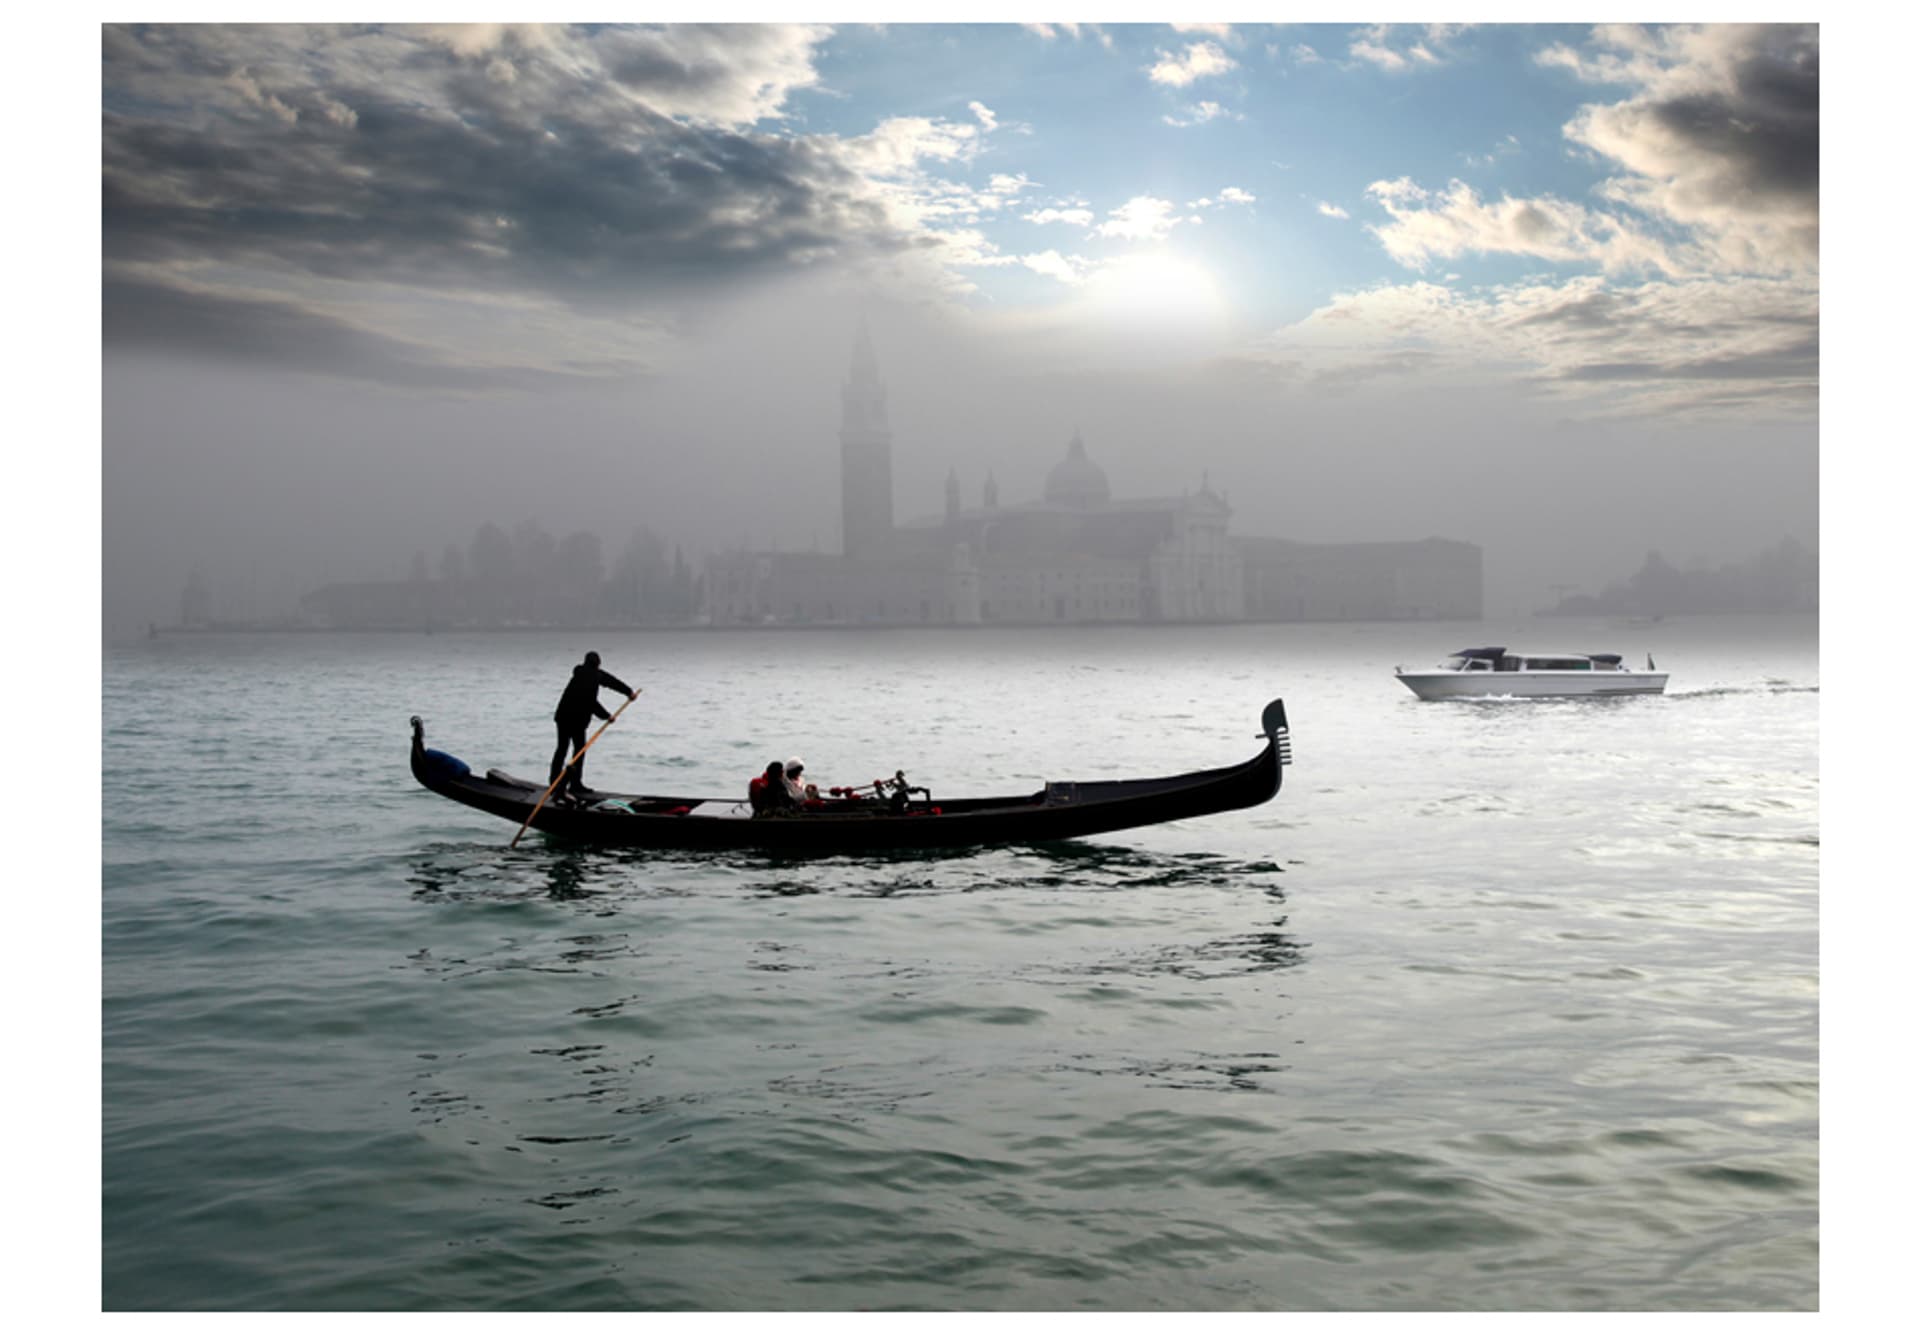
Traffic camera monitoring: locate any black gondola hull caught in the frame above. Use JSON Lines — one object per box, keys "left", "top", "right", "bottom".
{"left": 409, "top": 700, "right": 1290, "bottom": 853}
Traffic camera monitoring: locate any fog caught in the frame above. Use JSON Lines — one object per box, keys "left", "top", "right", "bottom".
{"left": 100, "top": 23, "right": 1819, "bottom": 638}
{"left": 102, "top": 285, "right": 1816, "bottom": 635}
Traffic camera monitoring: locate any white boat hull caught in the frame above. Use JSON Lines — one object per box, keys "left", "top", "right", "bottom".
{"left": 1395, "top": 670, "right": 1668, "bottom": 701}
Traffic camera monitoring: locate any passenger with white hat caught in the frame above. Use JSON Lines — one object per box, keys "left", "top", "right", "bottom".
{"left": 782, "top": 756, "right": 817, "bottom": 803}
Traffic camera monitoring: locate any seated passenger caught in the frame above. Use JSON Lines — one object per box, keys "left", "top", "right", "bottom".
{"left": 749, "top": 761, "right": 797, "bottom": 815}
{"left": 783, "top": 756, "right": 819, "bottom": 803}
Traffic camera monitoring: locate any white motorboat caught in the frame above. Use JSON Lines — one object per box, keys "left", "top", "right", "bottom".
{"left": 1395, "top": 647, "right": 1668, "bottom": 700}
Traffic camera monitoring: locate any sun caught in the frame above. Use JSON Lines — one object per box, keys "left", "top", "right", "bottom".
{"left": 1081, "top": 251, "right": 1229, "bottom": 331}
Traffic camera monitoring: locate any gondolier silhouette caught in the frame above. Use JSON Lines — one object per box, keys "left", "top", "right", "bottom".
{"left": 550, "top": 651, "right": 635, "bottom": 803}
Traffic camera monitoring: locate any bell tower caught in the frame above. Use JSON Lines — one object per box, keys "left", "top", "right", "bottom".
{"left": 839, "top": 320, "right": 894, "bottom": 560}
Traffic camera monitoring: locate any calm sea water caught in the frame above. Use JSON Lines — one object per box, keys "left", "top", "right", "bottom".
{"left": 101, "top": 616, "right": 1818, "bottom": 1311}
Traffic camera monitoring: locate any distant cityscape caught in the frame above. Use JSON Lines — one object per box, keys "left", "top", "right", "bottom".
{"left": 154, "top": 329, "right": 1815, "bottom": 636}
{"left": 1539, "top": 540, "right": 1818, "bottom": 617}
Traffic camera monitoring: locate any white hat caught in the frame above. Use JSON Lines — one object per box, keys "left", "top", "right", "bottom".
{"left": 785, "top": 756, "right": 805, "bottom": 774}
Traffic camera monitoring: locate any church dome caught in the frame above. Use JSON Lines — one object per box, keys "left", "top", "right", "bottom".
{"left": 1043, "top": 432, "right": 1111, "bottom": 507}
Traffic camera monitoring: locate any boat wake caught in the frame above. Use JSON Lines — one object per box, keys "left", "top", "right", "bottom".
{"left": 1668, "top": 683, "right": 1819, "bottom": 699}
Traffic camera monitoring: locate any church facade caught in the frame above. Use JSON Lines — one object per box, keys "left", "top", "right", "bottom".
{"left": 882, "top": 432, "right": 1244, "bottom": 624}
{"left": 704, "top": 330, "right": 1479, "bottom": 627}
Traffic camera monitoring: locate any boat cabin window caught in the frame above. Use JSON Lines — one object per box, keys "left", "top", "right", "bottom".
{"left": 1445, "top": 655, "right": 1495, "bottom": 671}
{"left": 1498, "top": 656, "right": 1520, "bottom": 671}
{"left": 1522, "top": 657, "right": 1591, "bottom": 671}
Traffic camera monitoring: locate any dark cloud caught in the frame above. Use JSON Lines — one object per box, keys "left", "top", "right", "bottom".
{"left": 1496, "top": 278, "right": 1816, "bottom": 412}
{"left": 101, "top": 25, "right": 902, "bottom": 314}
{"left": 1509, "top": 289, "right": 1623, "bottom": 330}
{"left": 1557, "top": 333, "right": 1817, "bottom": 383}
{"left": 102, "top": 274, "right": 601, "bottom": 391}
{"left": 1647, "top": 34, "right": 1818, "bottom": 205}
{"left": 596, "top": 25, "right": 780, "bottom": 101}
{"left": 1563, "top": 24, "right": 1818, "bottom": 272}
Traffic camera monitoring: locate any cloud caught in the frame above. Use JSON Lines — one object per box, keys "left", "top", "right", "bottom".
{"left": 1308, "top": 25, "right": 1818, "bottom": 420}
{"left": 1147, "top": 41, "right": 1236, "bottom": 88}
{"left": 101, "top": 272, "right": 618, "bottom": 390}
{"left": 587, "top": 24, "right": 830, "bottom": 127}
{"left": 1290, "top": 44, "right": 1324, "bottom": 65}
{"left": 1020, "top": 250, "right": 1091, "bottom": 284}
{"left": 1349, "top": 34, "right": 1408, "bottom": 71}
{"left": 1170, "top": 24, "right": 1234, "bottom": 40}
{"left": 410, "top": 23, "right": 555, "bottom": 62}
{"left": 984, "top": 173, "right": 1032, "bottom": 200}
{"left": 1024, "top": 23, "right": 1108, "bottom": 46}
{"left": 1463, "top": 133, "right": 1521, "bottom": 167}
{"left": 1347, "top": 23, "right": 1466, "bottom": 73}
{"left": 1318, "top": 202, "right": 1350, "bottom": 220}
{"left": 225, "top": 68, "right": 299, "bottom": 124}
{"left": 1162, "top": 100, "right": 1240, "bottom": 128}
{"left": 1362, "top": 27, "right": 1817, "bottom": 283}
{"left": 841, "top": 115, "right": 982, "bottom": 176}
{"left": 1095, "top": 196, "right": 1183, "bottom": 242}
{"left": 1271, "top": 272, "right": 1816, "bottom": 417}
{"left": 968, "top": 100, "right": 998, "bottom": 131}
{"left": 103, "top": 25, "right": 878, "bottom": 300}
{"left": 100, "top": 23, "right": 1038, "bottom": 376}
{"left": 1365, "top": 177, "right": 1681, "bottom": 274}
{"left": 1538, "top": 24, "right": 1817, "bottom": 274}
{"left": 1025, "top": 206, "right": 1095, "bottom": 227}
{"left": 1191, "top": 187, "right": 1256, "bottom": 209}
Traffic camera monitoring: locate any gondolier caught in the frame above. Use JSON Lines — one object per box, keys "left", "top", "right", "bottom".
{"left": 550, "top": 651, "right": 635, "bottom": 802}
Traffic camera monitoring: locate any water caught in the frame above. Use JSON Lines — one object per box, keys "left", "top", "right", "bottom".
{"left": 101, "top": 616, "right": 1818, "bottom": 1310}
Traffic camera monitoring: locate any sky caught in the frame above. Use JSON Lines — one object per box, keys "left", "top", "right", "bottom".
{"left": 98, "top": 17, "right": 1821, "bottom": 632}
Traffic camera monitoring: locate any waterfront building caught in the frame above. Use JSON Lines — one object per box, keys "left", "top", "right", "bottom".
{"left": 886, "top": 433, "right": 1244, "bottom": 624}
{"left": 298, "top": 327, "right": 1483, "bottom": 631}
{"left": 705, "top": 332, "right": 1251, "bottom": 626}
{"left": 1238, "top": 536, "right": 1482, "bottom": 622}
{"left": 703, "top": 546, "right": 982, "bottom": 627}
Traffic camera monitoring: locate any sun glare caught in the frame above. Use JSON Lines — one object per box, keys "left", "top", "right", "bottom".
{"left": 1081, "top": 252, "right": 1228, "bottom": 331}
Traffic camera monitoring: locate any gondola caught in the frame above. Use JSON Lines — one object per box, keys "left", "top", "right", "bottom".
{"left": 409, "top": 699, "right": 1291, "bottom": 853}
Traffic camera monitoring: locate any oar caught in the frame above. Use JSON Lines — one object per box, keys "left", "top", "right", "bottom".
{"left": 509, "top": 691, "right": 639, "bottom": 849}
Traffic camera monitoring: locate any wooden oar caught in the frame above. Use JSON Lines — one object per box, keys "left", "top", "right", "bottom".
{"left": 509, "top": 691, "right": 639, "bottom": 849}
